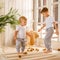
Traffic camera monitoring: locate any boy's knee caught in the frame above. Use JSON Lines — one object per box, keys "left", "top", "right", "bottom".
{"left": 16, "top": 47, "right": 20, "bottom": 52}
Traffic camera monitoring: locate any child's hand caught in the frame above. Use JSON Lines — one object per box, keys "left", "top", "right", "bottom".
{"left": 38, "top": 29, "right": 41, "bottom": 32}
{"left": 55, "top": 31, "right": 59, "bottom": 35}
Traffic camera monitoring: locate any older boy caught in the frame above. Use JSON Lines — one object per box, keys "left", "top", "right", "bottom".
{"left": 38, "top": 7, "right": 58, "bottom": 53}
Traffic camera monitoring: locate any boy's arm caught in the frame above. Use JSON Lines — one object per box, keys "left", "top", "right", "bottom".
{"left": 14, "top": 31, "right": 18, "bottom": 41}
{"left": 38, "top": 24, "right": 46, "bottom": 32}
{"left": 53, "top": 21, "right": 59, "bottom": 35}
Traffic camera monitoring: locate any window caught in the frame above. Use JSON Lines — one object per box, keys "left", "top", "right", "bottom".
{"left": 52, "top": 0, "right": 59, "bottom": 41}
{"left": 38, "top": 0, "right": 47, "bottom": 23}
{"left": 38, "top": 0, "right": 41, "bottom": 23}
{"left": 37, "top": 0, "right": 59, "bottom": 41}
{"left": 43, "top": 0, "right": 46, "bottom": 5}
{"left": 53, "top": 0, "right": 58, "bottom": 2}
{"left": 53, "top": 4, "right": 58, "bottom": 21}
{"left": 53, "top": 0, "right": 58, "bottom": 21}
{"left": 38, "top": 0, "right": 47, "bottom": 38}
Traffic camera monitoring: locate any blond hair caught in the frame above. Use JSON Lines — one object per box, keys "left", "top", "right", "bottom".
{"left": 19, "top": 16, "right": 27, "bottom": 22}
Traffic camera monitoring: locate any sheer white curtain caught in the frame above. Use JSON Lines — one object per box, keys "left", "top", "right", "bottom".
{"left": 4, "top": 0, "right": 33, "bottom": 46}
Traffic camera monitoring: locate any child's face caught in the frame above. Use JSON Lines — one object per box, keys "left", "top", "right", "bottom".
{"left": 42, "top": 11, "right": 49, "bottom": 17}
{"left": 20, "top": 18, "right": 27, "bottom": 26}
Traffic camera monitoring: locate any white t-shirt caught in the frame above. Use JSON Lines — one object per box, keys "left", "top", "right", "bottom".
{"left": 16, "top": 25, "right": 26, "bottom": 39}
{"left": 44, "top": 16, "right": 55, "bottom": 29}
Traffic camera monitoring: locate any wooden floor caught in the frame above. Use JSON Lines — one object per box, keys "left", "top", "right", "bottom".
{"left": 0, "top": 47, "right": 60, "bottom": 60}
{"left": 5, "top": 51, "right": 60, "bottom": 60}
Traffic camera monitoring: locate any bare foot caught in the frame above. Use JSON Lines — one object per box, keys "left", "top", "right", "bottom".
{"left": 43, "top": 50, "right": 52, "bottom": 53}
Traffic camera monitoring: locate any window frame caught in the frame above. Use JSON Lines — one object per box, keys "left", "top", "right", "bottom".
{"left": 37, "top": 0, "right": 60, "bottom": 41}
